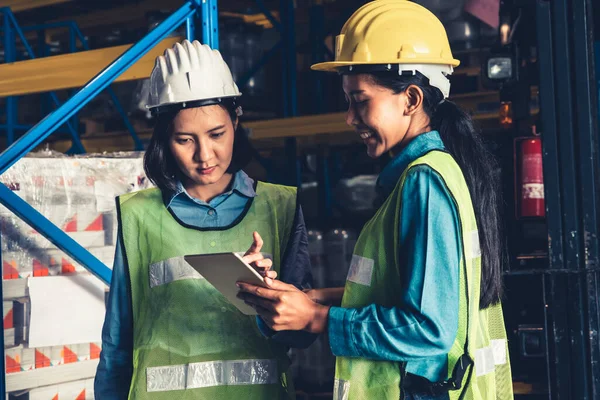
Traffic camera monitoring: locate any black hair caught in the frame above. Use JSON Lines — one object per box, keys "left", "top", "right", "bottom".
{"left": 367, "top": 71, "right": 505, "bottom": 309}
{"left": 143, "top": 98, "right": 253, "bottom": 194}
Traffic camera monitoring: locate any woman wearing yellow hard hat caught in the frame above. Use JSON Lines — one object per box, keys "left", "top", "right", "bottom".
{"left": 94, "top": 39, "right": 315, "bottom": 399}
{"left": 237, "top": 1, "right": 513, "bottom": 399}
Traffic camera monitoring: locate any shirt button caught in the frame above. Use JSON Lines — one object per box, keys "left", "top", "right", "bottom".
{"left": 210, "top": 241, "right": 216, "bottom": 247}
{"left": 208, "top": 210, "right": 215, "bottom": 216}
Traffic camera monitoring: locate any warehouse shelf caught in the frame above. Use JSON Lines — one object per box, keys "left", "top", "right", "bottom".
{"left": 0, "top": 36, "right": 182, "bottom": 97}
{"left": 516, "top": 252, "right": 549, "bottom": 261}
{"left": 452, "top": 66, "right": 482, "bottom": 76}
{"left": 23, "top": 0, "right": 280, "bottom": 45}
{"left": 37, "top": 88, "right": 535, "bottom": 154}
{"left": 41, "top": 110, "right": 532, "bottom": 155}
{"left": 513, "top": 381, "right": 548, "bottom": 395}
{"left": 0, "top": 0, "right": 71, "bottom": 13}
{"left": 5, "top": 359, "right": 98, "bottom": 392}
{"left": 2, "top": 279, "right": 28, "bottom": 300}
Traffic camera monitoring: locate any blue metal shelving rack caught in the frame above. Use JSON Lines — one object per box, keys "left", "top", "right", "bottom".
{"left": 0, "top": 0, "right": 315, "bottom": 394}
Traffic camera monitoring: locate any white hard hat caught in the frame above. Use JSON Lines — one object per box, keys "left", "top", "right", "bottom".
{"left": 147, "top": 40, "right": 242, "bottom": 115}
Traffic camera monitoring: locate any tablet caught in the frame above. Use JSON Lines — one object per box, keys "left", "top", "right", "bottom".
{"left": 184, "top": 252, "right": 267, "bottom": 315}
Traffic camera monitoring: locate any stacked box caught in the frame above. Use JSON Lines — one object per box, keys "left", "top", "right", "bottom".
{"left": 4, "top": 328, "right": 15, "bottom": 348}
{"left": 4, "top": 301, "right": 15, "bottom": 347}
{"left": 5, "top": 345, "right": 34, "bottom": 374}
{"left": 23, "top": 385, "right": 59, "bottom": 400}
{"left": 57, "top": 379, "right": 88, "bottom": 400}
{"left": 35, "top": 343, "right": 96, "bottom": 369}
{"left": 24, "top": 379, "right": 92, "bottom": 400}
{"left": 1, "top": 152, "right": 148, "bottom": 399}
{"left": 90, "top": 342, "right": 102, "bottom": 360}
{"left": 4, "top": 301, "right": 13, "bottom": 329}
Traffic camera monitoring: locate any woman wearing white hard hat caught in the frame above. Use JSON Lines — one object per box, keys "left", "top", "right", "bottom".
{"left": 94, "top": 40, "right": 314, "bottom": 399}
{"left": 238, "top": 1, "right": 513, "bottom": 399}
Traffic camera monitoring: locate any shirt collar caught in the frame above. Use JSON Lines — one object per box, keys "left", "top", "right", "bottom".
{"left": 377, "top": 130, "right": 445, "bottom": 197}
{"left": 163, "top": 170, "right": 257, "bottom": 208}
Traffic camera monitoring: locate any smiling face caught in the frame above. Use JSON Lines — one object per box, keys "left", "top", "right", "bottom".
{"left": 168, "top": 105, "right": 237, "bottom": 200}
{"left": 342, "top": 73, "right": 417, "bottom": 158}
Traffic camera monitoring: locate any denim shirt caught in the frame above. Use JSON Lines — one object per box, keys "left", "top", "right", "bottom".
{"left": 328, "top": 131, "right": 462, "bottom": 383}
{"left": 95, "top": 170, "right": 314, "bottom": 399}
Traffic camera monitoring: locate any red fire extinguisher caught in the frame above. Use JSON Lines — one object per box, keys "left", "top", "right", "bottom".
{"left": 520, "top": 138, "right": 545, "bottom": 217}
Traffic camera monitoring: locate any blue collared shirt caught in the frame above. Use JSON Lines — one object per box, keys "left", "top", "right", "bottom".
{"left": 328, "top": 131, "right": 462, "bottom": 383}
{"left": 95, "top": 170, "right": 313, "bottom": 399}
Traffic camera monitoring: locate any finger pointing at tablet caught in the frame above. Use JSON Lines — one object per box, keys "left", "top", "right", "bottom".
{"left": 242, "top": 232, "right": 276, "bottom": 278}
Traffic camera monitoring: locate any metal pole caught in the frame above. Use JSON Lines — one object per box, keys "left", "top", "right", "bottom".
{"left": 310, "top": 0, "right": 324, "bottom": 113}
{"left": 535, "top": 2, "right": 569, "bottom": 397}
{"left": 238, "top": 40, "right": 282, "bottom": 89}
{"left": 552, "top": 0, "right": 589, "bottom": 396}
{"left": 70, "top": 21, "right": 143, "bottom": 151}
{"left": 4, "top": 9, "right": 83, "bottom": 152}
{"left": 186, "top": 14, "right": 196, "bottom": 41}
{"left": 68, "top": 23, "right": 81, "bottom": 154}
{"left": 108, "top": 91, "right": 145, "bottom": 151}
{"left": 210, "top": 0, "right": 219, "bottom": 50}
{"left": 317, "top": 151, "right": 332, "bottom": 221}
{"left": 0, "top": 0, "right": 199, "bottom": 175}
{"left": 201, "top": 0, "right": 219, "bottom": 49}
{"left": 280, "top": 0, "right": 300, "bottom": 187}
{"left": 37, "top": 29, "right": 50, "bottom": 118}
{"left": 4, "top": 11, "right": 16, "bottom": 146}
{"left": 201, "top": 0, "right": 210, "bottom": 46}
{"left": 286, "top": 1, "right": 296, "bottom": 116}
{"left": 572, "top": 0, "right": 600, "bottom": 395}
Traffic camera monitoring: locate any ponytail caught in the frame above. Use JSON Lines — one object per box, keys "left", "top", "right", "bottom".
{"left": 367, "top": 71, "right": 505, "bottom": 309}
{"left": 432, "top": 100, "right": 505, "bottom": 309}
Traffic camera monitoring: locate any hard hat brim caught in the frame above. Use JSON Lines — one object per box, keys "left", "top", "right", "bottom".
{"left": 311, "top": 58, "right": 461, "bottom": 72}
{"left": 146, "top": 94, "right": 242, "bottom": 116}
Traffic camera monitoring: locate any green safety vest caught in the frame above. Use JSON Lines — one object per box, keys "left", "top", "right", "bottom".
{"left": 334, "top": 151, "right": 513, "bottom": 400}
{"left": 117, "top": 182, "right": 297, "bottom": 399}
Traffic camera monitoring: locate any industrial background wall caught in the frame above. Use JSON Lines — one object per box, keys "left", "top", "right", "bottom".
{"left": 0, "top": 0, "right": 597, "bottom": 399}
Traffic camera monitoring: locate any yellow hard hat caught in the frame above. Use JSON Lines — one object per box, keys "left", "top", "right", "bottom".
{"left": 312, "top": 0, "right": 460, "bottom": 72}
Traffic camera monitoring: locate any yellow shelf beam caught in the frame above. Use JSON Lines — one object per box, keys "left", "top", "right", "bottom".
{"left": 0, "top": 0, "right": 71, "bottom": 12}
{"left": 0, "top": 36, "right": 182, "bottom": 97}
{"left": 33, "top": 0, "right": 278, "bottom": 43}
{"left": 37, "top": 103, "right": 517, "bottom": 155}
{"left": 245, "top": 112, "right": 349, "bottom": 140}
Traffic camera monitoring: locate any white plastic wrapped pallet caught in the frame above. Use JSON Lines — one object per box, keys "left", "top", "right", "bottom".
{"left": 0, "top": 150, "right": 150, "bottom": 398}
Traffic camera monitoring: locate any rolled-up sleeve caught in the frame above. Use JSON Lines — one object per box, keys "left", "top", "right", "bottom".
{"left": 328, "top": 166, "right": 461, "bottom": 377}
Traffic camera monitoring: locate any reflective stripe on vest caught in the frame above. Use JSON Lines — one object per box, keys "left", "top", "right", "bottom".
{"left": 333, "top": 379, "right": 350, "bottom": 400}
{"left": 149, "top": 256, "right": 203, "bottom": 288}
{"left": 474, "top": 339, "right": 508, "bottom": 377}
{"left": 147, "top": 359, "right": 278, "bottom": 392}
{"left": 149, "top": 253, "right": 273, "bottom": 288}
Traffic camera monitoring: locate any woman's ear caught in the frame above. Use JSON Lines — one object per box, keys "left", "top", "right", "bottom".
{"left": 233, "top": 116, "right": 239, "bottom": 131}
{"left": 404, "top": 85, "right": 425, "bottom": 116}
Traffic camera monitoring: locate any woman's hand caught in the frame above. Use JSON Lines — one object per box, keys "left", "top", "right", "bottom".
{"left": 236, "top": 278, "right": 330, "bottom": 334}
{"left": 242, "top": 232, "right": 277, "bottom": 279}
